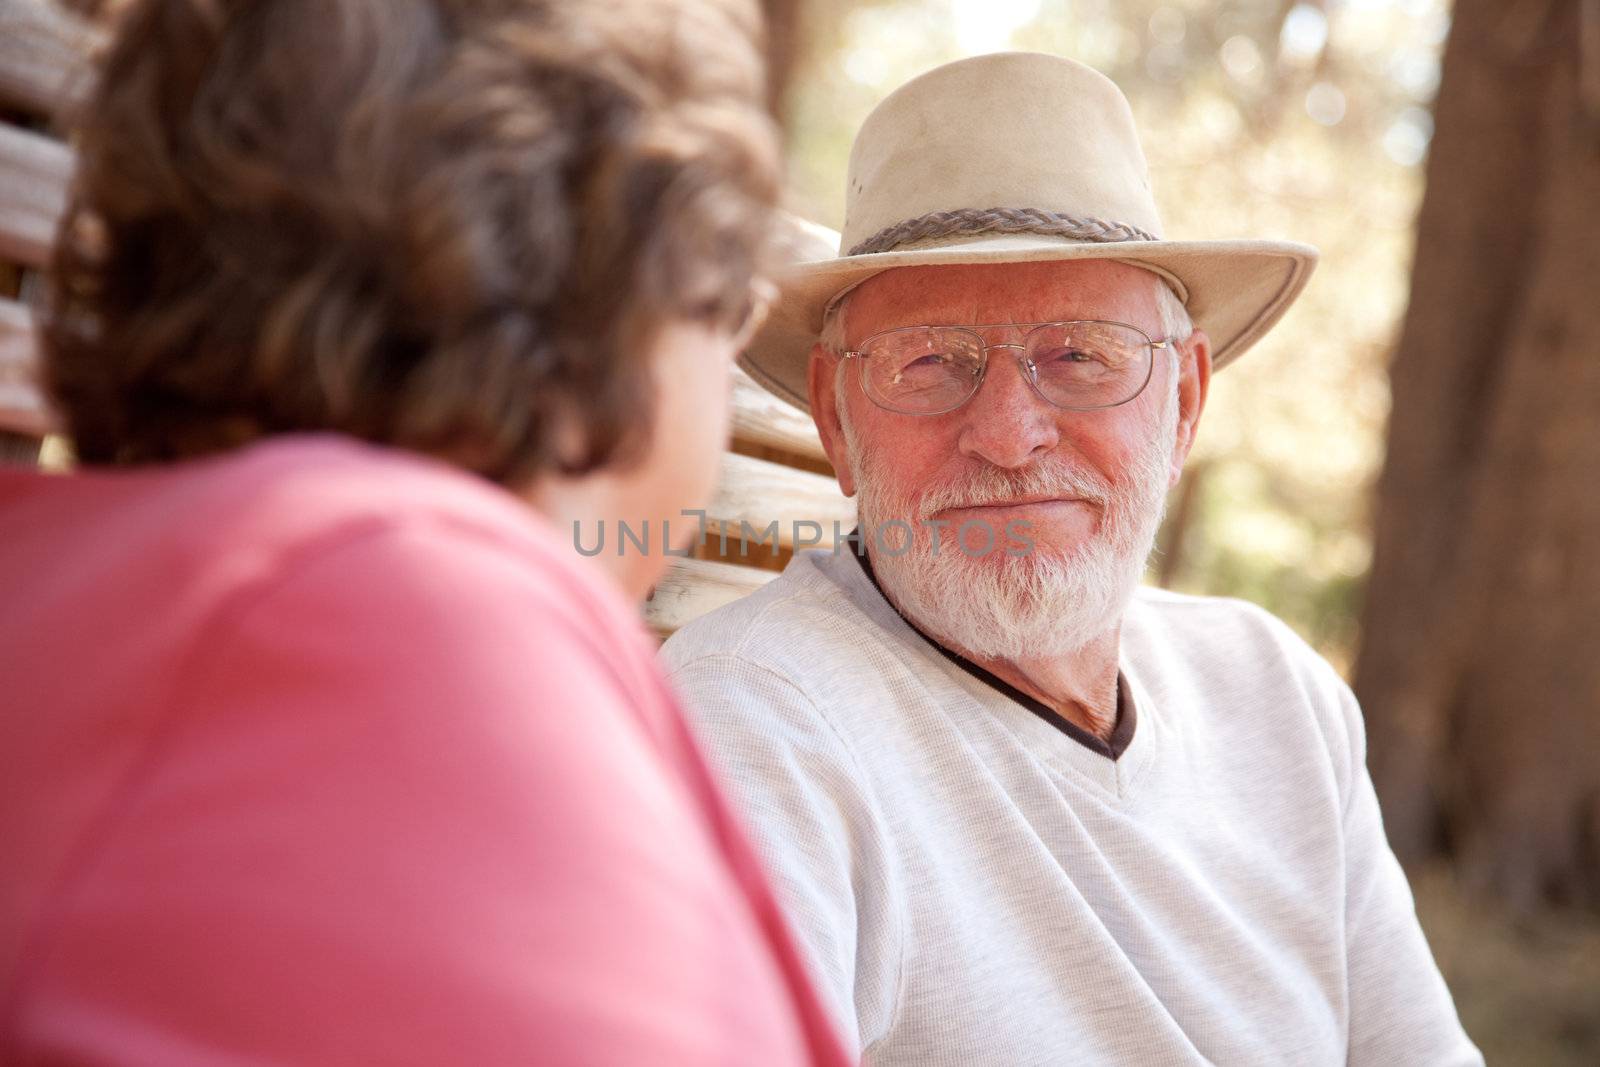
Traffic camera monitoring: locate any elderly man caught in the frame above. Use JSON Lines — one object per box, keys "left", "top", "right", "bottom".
{"left": 662, "top": 52, "right": 1480, "bottom": 1065}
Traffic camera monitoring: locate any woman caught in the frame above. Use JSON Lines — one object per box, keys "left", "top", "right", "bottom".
{"left": 0, "top": 1, "right": 846, "bottom": 1063}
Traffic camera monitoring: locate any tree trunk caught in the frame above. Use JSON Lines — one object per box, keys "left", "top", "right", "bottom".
{"left": 1355, "top": 0, "right": 1600, "bottom": 913}
{"left": 760, "top": 0, "right": 801, "bottom": 125}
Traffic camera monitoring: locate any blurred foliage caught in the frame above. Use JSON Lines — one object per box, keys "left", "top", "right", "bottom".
{"left": 781, "top": 0, "right": 1450, "bottom": 671}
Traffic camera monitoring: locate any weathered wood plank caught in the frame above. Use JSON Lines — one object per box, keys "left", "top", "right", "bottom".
{"left": 643, "top": 556, "right": 775, "bottom": 636}
{"left": 0, "top": 122, "right": 71, "bottom": 268}
{"left": 0, "top": 0, "right": 103, "bottom": 119}
{"left": 705, "top": 450, "right": 853, "bottom": 553}
{"left": 0, "top": 295, "right": 49, "bottom": 435}
{"left": 729, "top": 363, "right": 826, "bottom": 463}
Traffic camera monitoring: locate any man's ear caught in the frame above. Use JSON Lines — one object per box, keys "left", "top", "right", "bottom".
{"left": 807, "top": 344, "right": 856, "bottom": 498}
{"left": 1169, "top": 327, "right": 1212, "bottom": 489}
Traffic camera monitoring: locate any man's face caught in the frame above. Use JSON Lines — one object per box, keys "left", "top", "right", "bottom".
{"left": 808, "top": 259, "right": 1210, "bottom": 659}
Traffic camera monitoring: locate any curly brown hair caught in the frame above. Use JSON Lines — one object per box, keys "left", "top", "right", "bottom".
{"left": 43, "top": 0, "right": 780, "bottom": 485}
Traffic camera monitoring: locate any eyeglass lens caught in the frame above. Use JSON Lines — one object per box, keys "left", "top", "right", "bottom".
{"left": 859, "top": 321, "right": 1154, "bottom": 414}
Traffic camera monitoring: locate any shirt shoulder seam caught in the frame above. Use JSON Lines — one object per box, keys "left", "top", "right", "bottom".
{"left": 662, "top": 649, "right": 910, "bottom": 1047}
{"left": 677, "top": 565, "right": 856, "bottom": 661}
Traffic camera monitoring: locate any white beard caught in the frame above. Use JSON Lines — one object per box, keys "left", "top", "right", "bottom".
{"left": 844, "top": 389, "right": 1178, "bottom": 661}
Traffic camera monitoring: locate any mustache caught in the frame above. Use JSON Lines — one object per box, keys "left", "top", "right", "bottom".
{"left": 914, "top": 462, "right": 1113, "bottom": 518}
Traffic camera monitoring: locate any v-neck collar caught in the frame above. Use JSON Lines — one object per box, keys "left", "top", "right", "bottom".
{"left": 846, "top": 532, "right": 1136, "bottom": 762}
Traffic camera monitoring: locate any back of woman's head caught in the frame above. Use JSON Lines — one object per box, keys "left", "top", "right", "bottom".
{"left": 45, "top": 0, "right": 780, "bottom": 485}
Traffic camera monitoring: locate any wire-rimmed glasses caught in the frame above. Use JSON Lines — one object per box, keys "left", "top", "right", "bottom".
{"left": 839, "top": 320, "right": 1170, "bottom": 416}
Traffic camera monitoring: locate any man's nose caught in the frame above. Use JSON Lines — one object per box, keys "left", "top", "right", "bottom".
{"left": 955, "top": 348, "right": 1061, "bottom": 468}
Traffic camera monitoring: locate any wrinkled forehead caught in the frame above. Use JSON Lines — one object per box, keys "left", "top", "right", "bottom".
{"left": 842, "top": 259, "right": 1162, "bottom": 334}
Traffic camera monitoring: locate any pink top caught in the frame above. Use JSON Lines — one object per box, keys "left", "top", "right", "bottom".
{"left": 0, "top": 435, "right": 849, "bottom": 1066}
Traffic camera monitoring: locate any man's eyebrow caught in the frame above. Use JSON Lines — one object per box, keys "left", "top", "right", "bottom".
{"left": 876, "top": 310, "right": 1115, "bottom": 330}
{"left": 873, "top": 304, "right": 1031, "bottom": 327}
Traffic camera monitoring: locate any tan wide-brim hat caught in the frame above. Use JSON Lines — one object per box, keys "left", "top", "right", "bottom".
{"left": 744, "top": 51, "right": 1319, "bottom": 411}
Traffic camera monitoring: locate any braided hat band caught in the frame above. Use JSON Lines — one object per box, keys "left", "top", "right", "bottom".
{"left": 847, "top": 206, "right": 1159, "bottom": 258}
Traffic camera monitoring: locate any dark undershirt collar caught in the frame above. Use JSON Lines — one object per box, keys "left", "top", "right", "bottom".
{"left": 846, "top": 531, "right": 1135, "bottom": 761}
